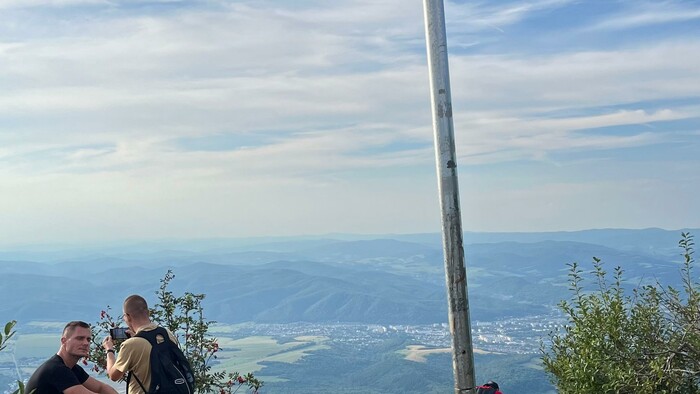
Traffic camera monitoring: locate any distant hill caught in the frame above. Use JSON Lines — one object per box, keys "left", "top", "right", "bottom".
{"left": 0, "top": 229, "right": 694, "bottom": 325}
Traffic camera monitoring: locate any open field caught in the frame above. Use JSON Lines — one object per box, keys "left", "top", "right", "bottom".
{"left": 26, "top": 322, "right": 65, "bottom": 330}
{"left": 399, "top": 345, "right": 451, "bottom": 362}
{"left": 399, "top": 345, "right": 502, "bottom": 363}
{"left": 13, "top": 333, "right": 59, "bottom": 359}
{"left": 214, "top": 335, "right": 330, "bottom": 381}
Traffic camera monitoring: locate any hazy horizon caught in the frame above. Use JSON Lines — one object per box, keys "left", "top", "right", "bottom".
{"left": 2, "top": 223, "right": 697, "bottom": 247}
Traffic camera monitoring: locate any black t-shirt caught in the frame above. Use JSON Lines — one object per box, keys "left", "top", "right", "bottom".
{"left": 26, "top": 354, "right": 90, "bottom": 394}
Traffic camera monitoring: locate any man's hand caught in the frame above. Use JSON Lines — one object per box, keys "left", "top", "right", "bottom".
{"left": 102, "top": 335, "right": 124, "bottom": 382}
{"left": 101, "top": 336, "right": 114, "bottom": 351}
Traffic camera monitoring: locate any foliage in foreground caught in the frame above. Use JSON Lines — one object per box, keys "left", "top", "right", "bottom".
{"left": 1, "top": 320, "right": 16, "bottom": 353}
{"left": 1, "top": 320, "right": 30, "bottom": 394}
{"left": 542, "top": 232, "right": 700, "bottom": 393}
{"left": 88, "top": 270, "right": 263, "bottom": 393}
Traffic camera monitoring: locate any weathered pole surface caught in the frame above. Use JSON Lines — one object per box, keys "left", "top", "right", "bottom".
{"left": 422, "top": 1, "right": 476, "bottom": 393}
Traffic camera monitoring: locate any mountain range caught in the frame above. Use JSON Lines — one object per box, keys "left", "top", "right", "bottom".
{"left": 0, "top": 228, "right": 696, "bottom": 325}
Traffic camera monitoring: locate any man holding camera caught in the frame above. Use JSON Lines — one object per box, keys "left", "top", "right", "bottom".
{"left": 101, "top": 295, "right": 178, "bottom": 394}
{"left": 26, "top": 321, "right": 119, "bottom": 394}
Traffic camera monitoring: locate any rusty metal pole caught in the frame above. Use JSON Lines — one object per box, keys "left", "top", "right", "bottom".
{"left": 422, "top": 1, "right": 476, "bottom": 393}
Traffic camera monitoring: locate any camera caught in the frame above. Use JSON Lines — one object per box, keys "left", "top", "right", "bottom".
{"left": 109, "top": 327, "right": 130, "bottom": 340}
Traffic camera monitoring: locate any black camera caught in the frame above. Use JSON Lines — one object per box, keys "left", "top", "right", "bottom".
{"left": 109, "top": 327, "right": 130, "bottom": 340}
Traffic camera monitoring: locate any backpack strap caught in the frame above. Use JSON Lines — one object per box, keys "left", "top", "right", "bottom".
{"left": 134, "top": 326, "right": 175, "bottom": 394}
{"left": 127, "top": 371, "right": 148, "bottom": 394}
{"left": 126, "top": 327, "right": 159, "bottom": 394}
{"left": 126, "top": 327, "right": 169, "bottom": 394}
{"left": 135, "top": 326, "right": 170, "bottom": 344}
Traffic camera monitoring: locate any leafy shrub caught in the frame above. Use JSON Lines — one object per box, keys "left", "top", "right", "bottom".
{"left": 542, "top": 232, "right": 700, "bottom": 393}
{"left": 89, "top": 270, "right": 263, "bottom": 393}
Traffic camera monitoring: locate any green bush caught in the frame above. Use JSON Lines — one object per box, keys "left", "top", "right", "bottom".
{"left": 89, "top": 270, "right": 262, "bottom": 393}
{"left": 541, "top": 232, "right": 700, "bottom": 393}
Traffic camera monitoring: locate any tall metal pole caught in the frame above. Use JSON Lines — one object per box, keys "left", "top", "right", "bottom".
{"left": 422, "top": 1, "right": 476, "bottom": 393}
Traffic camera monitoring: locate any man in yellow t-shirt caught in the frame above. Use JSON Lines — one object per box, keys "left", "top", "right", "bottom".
{"left": 102, "top": 295, "right": 179, "bottom": 394}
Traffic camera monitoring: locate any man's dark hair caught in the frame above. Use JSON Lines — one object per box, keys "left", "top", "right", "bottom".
{"left": 62, "top": 321, "right": 90, "bottom": 337}
{"left": 124, "top": 294, "right": 149, "bottom": 318}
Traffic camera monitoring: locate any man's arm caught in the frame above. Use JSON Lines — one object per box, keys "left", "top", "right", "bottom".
{"left": 62, "top": 385, "right": 96, "bottom": 394}
{"left": 102, "top": 336, "right": 125, "bottom": 381}
{"left": 105, "top": 350, "right": 125, "bottom": 381}
{"left": 81, "top": 377, "right": 118, "bottom": 394}
{"left": 62, "top": 384, "right": 107, "bottom": 394}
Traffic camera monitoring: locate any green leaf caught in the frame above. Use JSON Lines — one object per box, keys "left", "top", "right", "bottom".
{"left": 4, "top": 320, "right": 16, "bottom": 336}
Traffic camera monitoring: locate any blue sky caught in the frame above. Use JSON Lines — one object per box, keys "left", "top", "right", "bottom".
{"left": 0, "top": 0, "right": 699, "bottom": 245}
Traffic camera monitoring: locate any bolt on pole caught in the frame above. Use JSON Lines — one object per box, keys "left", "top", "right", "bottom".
{"left": 422, "top": 1, "right": 476, "bottom": 393}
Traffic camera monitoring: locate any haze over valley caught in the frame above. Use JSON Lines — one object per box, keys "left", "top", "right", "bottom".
{"left": 1, "top": 228, "right": 695, "bottom": 393}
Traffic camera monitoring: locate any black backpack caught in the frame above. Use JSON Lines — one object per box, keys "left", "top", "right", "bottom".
{"left": 127, "top": 327, "right": 196, "bottom": 394}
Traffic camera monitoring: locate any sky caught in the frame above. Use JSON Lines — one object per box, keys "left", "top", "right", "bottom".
{"left": 0, "top": 0, "right": 699, "bottom": 245}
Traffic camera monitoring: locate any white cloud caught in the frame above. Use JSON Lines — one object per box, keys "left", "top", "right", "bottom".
{"left": 445, "top": 0, "right": 575, "bottom": 33}
{"left": 585, "top": 1, "right": 700, "bottom": 31}
{"left": 0, "top": 0, "right": 108, "bottom": 9}
{"left": 450, "top": 40, "right": 700, "bottom": 111}
{"left": 1, "top": 0, "right": 699, "bottom": 242}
